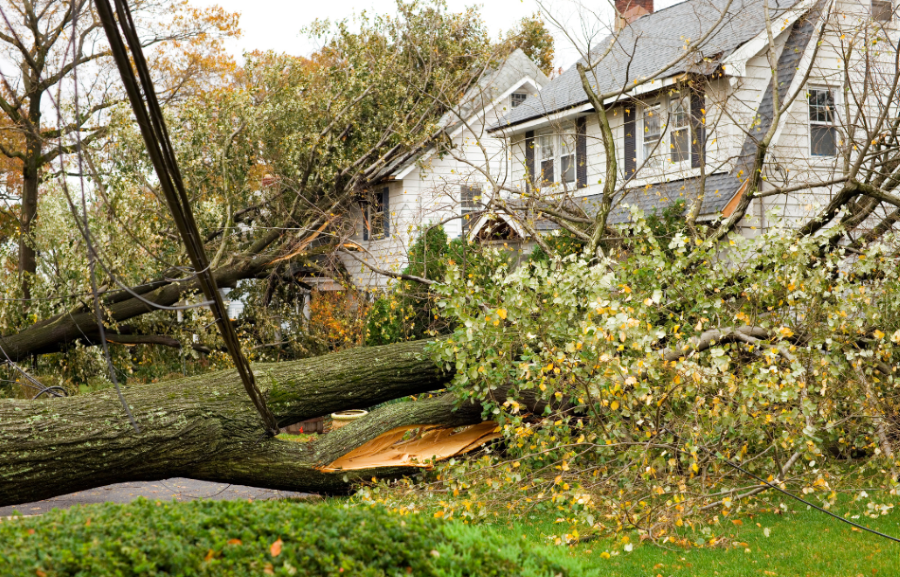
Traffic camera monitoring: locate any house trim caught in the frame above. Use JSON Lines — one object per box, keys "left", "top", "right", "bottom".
{"left": 393, "top": 76, "right": 544, "bottom": 180}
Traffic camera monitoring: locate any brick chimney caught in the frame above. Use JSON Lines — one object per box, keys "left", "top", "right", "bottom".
{"left": 615, "top": 0, "right": 654, "bottom": 30}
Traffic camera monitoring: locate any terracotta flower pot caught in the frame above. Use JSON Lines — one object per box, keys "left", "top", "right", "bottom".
{"left": 330, "top": 410, "right": 368, "bottom": 430}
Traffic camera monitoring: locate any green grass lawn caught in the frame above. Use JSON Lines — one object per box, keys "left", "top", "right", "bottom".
{"left": 489, "top": 498, "right": 900, "bottom": 576}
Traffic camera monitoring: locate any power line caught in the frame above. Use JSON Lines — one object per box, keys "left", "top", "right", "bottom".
{"left": 94, "top": 0, "right": 279, "bottom": 435}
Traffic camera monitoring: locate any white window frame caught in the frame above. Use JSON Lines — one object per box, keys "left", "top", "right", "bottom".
{"left": 807, "top": 85, "right": 838, "bottom": 158}
{"left": 534, "top": 128, "right": 577, "bottom": 187}
{"left": 638, "top": 92, "right": 692, "bottom": 169}
{"left": 460, "top": 184, "right": 483, "bottom": 236}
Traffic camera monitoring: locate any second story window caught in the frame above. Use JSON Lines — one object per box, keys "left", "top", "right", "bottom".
{"left": 670, "top": 96, "right": 691, "bottom": 163}
{"left": 560, "top": 132, "right": 577, "bottom": 184}
{"left": 534, "top": 131, "right": 578, "bottom": 188}
{"left": 511, "top": 93, "right": 528, "bottom": 108}
{"left": 639, "top": 93, "right": 692, "bottom": 169}
{"left": 538, "top": 134, "right": 555, "bottom": 184}
{"left": 642, "top": 105, "right": 662, "bottom": 166}
{"left": 808, "top": 87, "right": 836, "bottom": 157}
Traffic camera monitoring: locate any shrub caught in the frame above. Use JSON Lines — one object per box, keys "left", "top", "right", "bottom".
{"left": 365, "top": 226, "right": 491, "bottom": 346}
{"left": 0, "top": 499, "right": 577, "bottom": 576}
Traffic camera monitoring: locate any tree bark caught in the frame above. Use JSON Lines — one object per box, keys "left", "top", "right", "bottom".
{"left": 18, "top": 131, "right": 40, "bottom": 302}
{"left": 0, "top": 340, "right": 476, "bottom": 507}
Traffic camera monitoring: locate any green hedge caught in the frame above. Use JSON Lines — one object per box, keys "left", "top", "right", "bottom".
{"left": 0, "top": 499, "right": 576, "bottom": 576}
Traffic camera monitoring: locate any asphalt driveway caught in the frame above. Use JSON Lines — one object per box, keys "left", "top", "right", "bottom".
{"left": 0, "top": 478, "right": 312, "bottom": 517}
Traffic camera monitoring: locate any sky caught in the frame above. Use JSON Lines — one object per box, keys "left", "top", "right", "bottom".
{"left": 193, "top": 0, "right": 687, "bottom": 71}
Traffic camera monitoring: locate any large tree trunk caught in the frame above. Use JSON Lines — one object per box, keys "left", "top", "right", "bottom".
{"left": 0, "top": 340, "right": 485, "bottom": 507}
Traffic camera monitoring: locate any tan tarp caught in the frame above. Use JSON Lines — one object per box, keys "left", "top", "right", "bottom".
{"left": 319, "top": 421, "right": 500, "bottom": 472}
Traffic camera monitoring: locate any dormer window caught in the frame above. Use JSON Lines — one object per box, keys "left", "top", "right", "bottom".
{"left": 511, "top": 93, "right": 528, "bottom": 108}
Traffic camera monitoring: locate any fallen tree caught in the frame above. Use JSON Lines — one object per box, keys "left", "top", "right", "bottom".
{"left": 0, "top": 340, "right": 479, "bottom": 507}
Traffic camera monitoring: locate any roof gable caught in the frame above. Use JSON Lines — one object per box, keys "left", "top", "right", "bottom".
{"left": 380, "top": 49, "right": 550, "bottom": 180}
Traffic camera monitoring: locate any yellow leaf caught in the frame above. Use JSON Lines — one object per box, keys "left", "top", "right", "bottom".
{"left": 497, "top": 309, "right": 507, "bottom": 320}
{"left": 227, "top": 539, "right": 242, "bottom": 546}
{"left": 434, "top": 511, "right": 445, "bottom": 518}
{"left": 204, "top": 549, "right": 215, "bottom": 562}
{"left": 610, "top": 401, "right": 620, "bottom": 411}
{"left": 874, "top": 329, "right": 885, "bottom": 340}
{"left": 270, "top": 538, "right": 283, "bottom": 557}
{"left": 732, "top": 519, "right": 743, "bottom": 526}
{"left": 600, "top": 552, "right": 611, "bottom": 559}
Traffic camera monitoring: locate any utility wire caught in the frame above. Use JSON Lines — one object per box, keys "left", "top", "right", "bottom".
{"left": 672, "top": 428, "right": 900, "bottom": 544}
{"left": 94, "top": 0, "right": 280, "bottom": 435}
{"left": 715, "top": 450, "right": 900, "bottom": 544}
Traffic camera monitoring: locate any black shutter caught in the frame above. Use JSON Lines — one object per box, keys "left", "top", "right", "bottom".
{"left": 361, "top": 199, "right": 369, "bottom": 241}
{"left": 623, "top": 104, "right": 636, "bottom": 180}
{"left": 576, "top": 116, "right": 587, "bottom": 189}
{"left": 691, "top": 91, "right": 706, "bottom": 169}
{"left": 525, "top": 130, "right": 535, "bottom": 191}
{"left": 382, "top": 187, "right": 390, "bottom": 237}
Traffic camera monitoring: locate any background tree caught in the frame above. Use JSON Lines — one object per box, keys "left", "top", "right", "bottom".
{"left": 0, "top": 0, "right": 495, "bottom": 375}
{"left": 502, "top": 13, "right": 555, "bottom": 77}
{"left": 0, "top": 0, "right": 240, "bottom": 299}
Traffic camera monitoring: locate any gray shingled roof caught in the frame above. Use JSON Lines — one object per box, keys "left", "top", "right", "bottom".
{"left": 493, "top": 0, "right": 801, "bottom": 130}
{"left": 593, "top": 172, "right": 744, "bottom": 223}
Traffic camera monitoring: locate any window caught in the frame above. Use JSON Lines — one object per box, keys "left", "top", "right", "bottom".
{"left": 538, "top": 134, "right": 555, "bottom": 184}
{"left": 366, "top": 187, "right": 389, "bottom": 239}
{"left": 872, "top": 0, "right": 893, "bottom": 21}
{"left": 669, "top": 96, "right": 691, "bottom": 163}
{"left": 534, "top": 131, "right": 578, "bottom": 187}
{"left": 808, "top": 87, "right": 837, "bottom": 157}
{"left": 639, "top": 93, "right": 693, "bottom": 168}
{"left": 560, "top": 132, "right": 576, "bottom": 184}
{"left": 511, "top": 93, "right": 527, "bottom": 108}
{"left": 642, "top": 105, "right": 662, "bottom": 165}
{"left": 460, "top": 184, "right": 482, "bottom": 236}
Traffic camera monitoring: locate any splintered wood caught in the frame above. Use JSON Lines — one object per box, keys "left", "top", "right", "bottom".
{"left": 319, "top": 421, "right": 500, "bottom": 472}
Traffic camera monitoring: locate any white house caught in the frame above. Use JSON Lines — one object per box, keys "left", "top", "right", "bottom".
{"left": 481, "top": 0, "right": 898, "bottom": 242}
{"left": 342, "top": 49, "right": 549, "bottom": 288}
